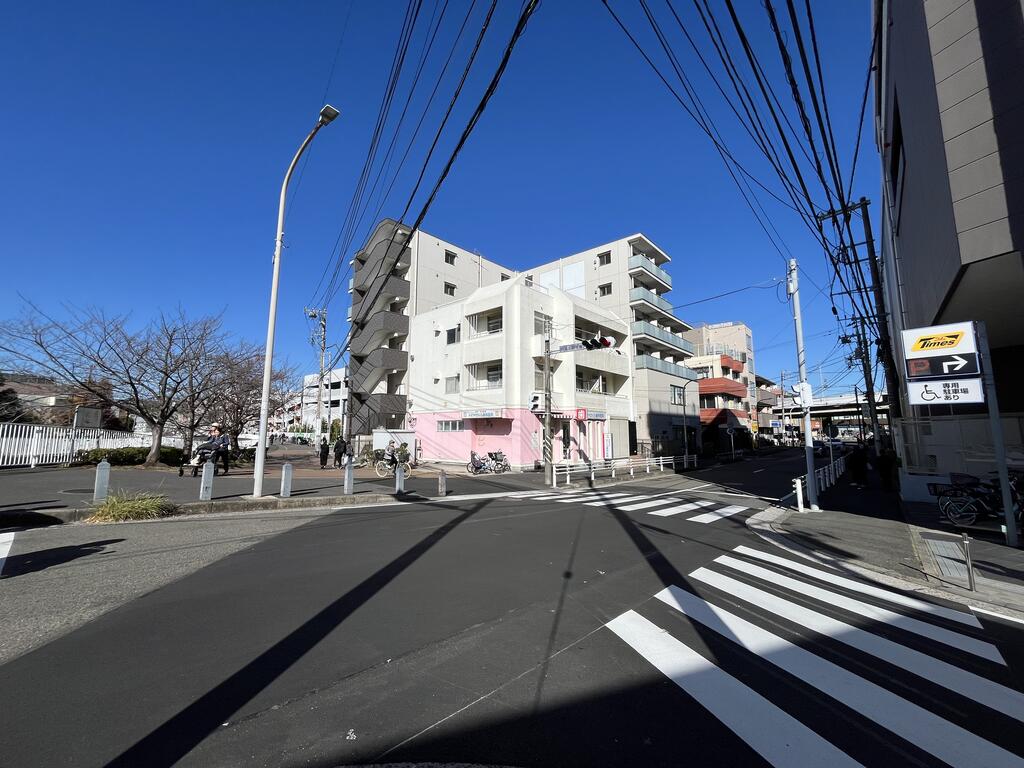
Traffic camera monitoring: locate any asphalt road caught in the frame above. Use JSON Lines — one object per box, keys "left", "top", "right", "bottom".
{"left": 2, "top": 467, "right": 1022, "bottom": 767}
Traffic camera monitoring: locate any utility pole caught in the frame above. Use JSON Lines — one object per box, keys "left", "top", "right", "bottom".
{"left": 854, "top": 385, "right": 866, "bottom": 443}
{"left": 543, "top": 319, "right": 553, "bottom": 485}
{"left": 787, "top": 259, "right": 819, "bottom": 510}
{"left": 306, "top": 307, "right": 327, "bottom": 440}
{"left": 780, "top": 368, "right": 786, "bottom": 445}
{"left": 858, "top": 198, "right": 901, "bottom": 420}
{"left": 856, "top": 318, "right": 883, "bottom": 455}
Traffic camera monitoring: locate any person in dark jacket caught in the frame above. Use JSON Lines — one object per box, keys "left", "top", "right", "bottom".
{"left": 319, "top": 437, "right": 330, "bottom": 469}
{"left": 333, "top": 436, "right": 347, "bottom": 468}
{"left": 209, "top": 424, "right": 230, "bottom": 475}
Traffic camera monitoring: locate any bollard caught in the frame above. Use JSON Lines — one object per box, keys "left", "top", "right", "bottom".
{"left": 659, "top": 458, "right": 664, "bottom": 472}
{"left": 552, "top": 466, "right": 558, "bottom": 488}
{"left": 590, "top": 464, "right": 595, "bottom": 483}
{"left": 344, "top": 455, "right": 354, "bottom": 495}
{"left": 962, "top": 533, "right": 976, "bottom": 591}
{"left": 280, "top": 463, "right": 293, "bottom": 498}
{"left": 646, "top": 457, "right": 651, "bottom": 474}
{"left": 630, "top": 462, "right": 635, "bottom": 477}
{"left": 795, "top": 478, "right": 804, "bottom": 513}
{"left": 438, "top": 469, "right": 447, "bottom": 497}
{"left": 200, "top": 461, "right": 214, "bottom": 501}
{"left": 395, "top": 463, "right": 405, "bottom": 494}
{"left": 93, "top": 459, "right": 111, "bottom": 503}
{"left": 611, "top": 461, "right": 616, "bottom": 479}
{"left": 29, "top": 426, "right": 43, "bottom": 468}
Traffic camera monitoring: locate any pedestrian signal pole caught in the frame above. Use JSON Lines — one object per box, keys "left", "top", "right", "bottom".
{"left": 788, "top": 259, "right": 819, "bottom": 510}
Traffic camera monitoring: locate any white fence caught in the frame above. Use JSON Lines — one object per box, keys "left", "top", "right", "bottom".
{"left": 0, "top": 422, "right": 182, "bottom": 468}
{"left": 553, "top": 454, "right": 698, "bottom": 487}
{"left": 790, "top": 454, "right": 847, "bottom": 513}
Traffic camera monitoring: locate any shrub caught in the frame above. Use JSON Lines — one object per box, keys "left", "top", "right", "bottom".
{"left": 76, "top": 446, "right": 185, "bottom": 466}
{"left": 234, "top": 447, "right": 257, "bottom": 464}
{"left": 87, "top": 492, "right": 178, "bottom": 523}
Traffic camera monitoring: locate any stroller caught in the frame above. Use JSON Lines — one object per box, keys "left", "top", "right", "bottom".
{"left": 179, "top": 440, "right": 220, "bottom": 477}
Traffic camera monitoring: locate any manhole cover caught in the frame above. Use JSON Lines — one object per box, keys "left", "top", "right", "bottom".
{"left": 61, "top": 488, "right": 94, "bottom": 494}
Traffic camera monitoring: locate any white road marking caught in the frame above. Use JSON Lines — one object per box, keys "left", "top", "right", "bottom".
{"left": 607, "top": 610, "right": 863, "bottom": 768}
{"left": 0, "top": 531, "right": 14, "bottom": 577}
{"left": 753, "top": 468, "right": 766, "bottom": 473}
{"left": 617, "top": 496, "right": 684, "bottom": 512}
{"left": 972, "top": 606, "right": 1024, "bottom": 627}
{"left": 717, "top": 556, "right": 1004, "bottom": 665}
{"left": 684, "top": 483, "right": 714, "bottom": 491}
{"left": 648, "top": 500, "right": 716, "bottom": 518}
{"left": 584, "top": 494, "right": 652, "bottom": 507}
{"left": 554, "top": 492, "right": 629, "bottom": 504}
{"left": 691, "top": 567, "right": 1024, "bottom": 720}
{"left": 734, "top": 545, "right": 982, "bottom": 628}
{"left": 687, "top": 505, "right": 749, "bottom": 524}
{"left": 655, "top": 585, "right": 1024, "bottom": 768}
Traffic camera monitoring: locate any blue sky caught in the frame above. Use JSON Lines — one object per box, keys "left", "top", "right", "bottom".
{"left": 1, "top": 0, "right": 877, "bottom": 393}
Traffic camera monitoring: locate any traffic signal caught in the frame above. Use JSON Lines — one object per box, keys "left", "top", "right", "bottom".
{"left": 581, "top": 336, "right": 615, "bottom": 350}
{"left": 530, "top": 392, "right": 542, "bottom": 411}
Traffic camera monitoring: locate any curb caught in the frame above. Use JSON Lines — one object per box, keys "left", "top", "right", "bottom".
{"left": 0, "top": 493, "right": 414, "bottom": 526}
{"left": 746, "top": 505, "right": 1024, "bottom": 620}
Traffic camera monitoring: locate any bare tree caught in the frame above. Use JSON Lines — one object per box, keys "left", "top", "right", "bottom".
{"left": 0, "top": 305, "right": 223, "bottom": 465}
{"left": 207, "top": 341, "right": 294, "bottom": 450}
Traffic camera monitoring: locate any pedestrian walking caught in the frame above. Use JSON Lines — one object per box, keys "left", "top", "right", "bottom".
{"left": 319, "top": 437, "right": 330, "bottom": 469}
{"left": 333, "top": 436, "right": 347, "bottom": 468}
{"left": 848, "top": 443, "right": 869, "bottom": 488}
{"left": 209, "top": 423, "right": 230, "bottom": 475}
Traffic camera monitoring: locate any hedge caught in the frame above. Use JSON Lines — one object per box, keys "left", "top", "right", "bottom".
{"left": 76, "top": 446, "right": 185, "bottom": 466}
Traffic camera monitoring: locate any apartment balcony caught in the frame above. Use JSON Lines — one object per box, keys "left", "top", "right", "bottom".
{"left": 698, "top": 377, "right": 749, "bottom": 399}
{"left": 699, "top": 407, "right": 750, "bottom": 426}
{"left": 349, "top": 311, "right": 408, "bottom": 357}
{"left": 574, "top": 389, "right": 632, "bottom": 420}
{"left": 628, "top": 254, "right": 672, "bottom": 290}
{"left": 756, "top": 389, "right": 779, "bottom": 407}
{"left": 348, "top": 348, "right": 408, "bottom": 395}
{"left": 351, "top": 274, "right": 410, "bottom": 320}
{"left": 354, "top": 235, "right": 411, "bottom": 289}
{"left": 635, "top": 354, "right": 698, "bottom": 380}
{"left": 720, "top": 354, "right": 745, "bottom": 373}
{"left": 629, "top": 287, "right": 692, "bottom": 331}
{"left": 631, "top": 320, "right": 694, "bottom": 357}
{"left": 575, "top": 347, "right": 630, "bottom": 377}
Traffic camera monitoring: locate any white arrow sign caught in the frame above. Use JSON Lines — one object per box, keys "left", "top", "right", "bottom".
{"left": 942, "top": 355, "right": 968, "bottom": 373}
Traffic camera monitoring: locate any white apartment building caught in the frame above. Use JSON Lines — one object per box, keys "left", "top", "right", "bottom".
{"left": 349, "top": 221, "right": 700, "bottom": 462}
{"left": 683, "top": 322, "right": 757, "bottom": 445}
{"left": 408, "top": 275, "right": 631, "bottom": 468}
{"left": 299, "top": 367, "right": 347, "bottom": 432}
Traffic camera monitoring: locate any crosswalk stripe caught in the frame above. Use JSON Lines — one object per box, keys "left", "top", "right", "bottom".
{"left": 655, "top": 585, "right": 1024, "bottom": 768}
{"left": 687, "top": 504, "right": 748, "bottom": 524}
{"left": 648, "top": 500, "right": 716, "bottom": 517}
{"left": 584, "top": 495, "right": 652, "bottom": 507}
{"left": 716, "top": 555, "right": 1004, "bottom": 665}
{"left": 554, "top": 492, "right": 629, "bottom": 503}
{"left": 734, "top": 545, "right": 982, "bottom": 628}
{"left": 691, "top": 566, "right": 1024, "bottom": 720}
{"left": 617, "top": 496, "right": 684, "bottom": 511}
{"left": 0, "top": 532, "right": 14, "bottom": 577}
{"left": 607, "top": 611, "right": 864, "bottom": 768}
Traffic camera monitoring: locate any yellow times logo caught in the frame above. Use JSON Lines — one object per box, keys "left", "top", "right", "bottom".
{"left": 911, "top": 331, "right": 964, "bottom": 352}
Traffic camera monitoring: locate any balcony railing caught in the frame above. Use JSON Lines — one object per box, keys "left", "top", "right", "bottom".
{"left": 635, "top": 355, "right": 698, "bottom": 380}
{"left": 628, "top": 254, "right": 672, "bottom": 287}
{"left": 629, "top": 286, "right": 673, "bottom": 313}
{"left": 631, "top": 321, "right": 694, "bottom": 355}
{"left": 467, "top": 380, "right": 503, "bottom": 391}
{"left": 467, "top": 326, "right": 503, "bottom": 340}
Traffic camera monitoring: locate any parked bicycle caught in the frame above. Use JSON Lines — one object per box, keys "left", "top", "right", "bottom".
{"left": 934, "top": 470, "right": 1022, "bottom": 527}
{"left": 467, "top": 450, "right": 510, "bottom": 475}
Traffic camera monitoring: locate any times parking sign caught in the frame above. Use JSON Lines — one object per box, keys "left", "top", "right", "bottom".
{"left": 901, "top": 321, "right": 984, "bottom": 406}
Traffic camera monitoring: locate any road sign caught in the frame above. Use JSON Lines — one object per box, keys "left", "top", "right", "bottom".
{"left": 556, "top": 343, "right": 586, "bottom": 353}
{"left": 575, "top": 408, "right": 587, "bottom": 421}
{"left": 907, "top": 378, "right": 984, "bottom": 405}
{"left": 902, "top": 321, "right": 977, "bottom": 361}
{"left": 905, "top": 353, "right": 979, "bottom": 379}
{"left": 770, "top": 420, "right": 782, "bottom": 428}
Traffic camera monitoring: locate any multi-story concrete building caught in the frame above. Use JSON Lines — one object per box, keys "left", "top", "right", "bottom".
{"left": 754, "top": 374, "right": 781, "bottom": 435}
{"left": 299, "top": 367, "right": 347, "bottom": 432}
{"left": 349, "top": 222, "right": 700, "bottom": 463}
{"left": 874, "top": 0, "right": 1024, "bottom": 498}
{"left": 347, "top": 220, "right": 511, "bottom": 436}
{"left": 527, "top": 235, "right": 700, "bottom": 454}
{"left": 407, "top": 275, "right": 631, "bottom": 468}
{"left": 682, "top": 322, "right": 757, "bottom": 444}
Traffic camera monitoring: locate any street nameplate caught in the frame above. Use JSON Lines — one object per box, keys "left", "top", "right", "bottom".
{"left": 905, "top": 352, "right": 979, "bottom": 380}
{"left": 907, "top": 378, "right": 984, "bottom": 405}
{"left": 557, "top": 343, "right": 586, "bottom": 353}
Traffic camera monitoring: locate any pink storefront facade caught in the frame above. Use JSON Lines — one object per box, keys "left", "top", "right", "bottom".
{"left": 412, "top": 408, "right": 613, "bottom": 469}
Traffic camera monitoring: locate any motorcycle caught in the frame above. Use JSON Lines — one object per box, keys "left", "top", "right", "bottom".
{"left": 467, "top": 450, "right": 510, "bottom": 475}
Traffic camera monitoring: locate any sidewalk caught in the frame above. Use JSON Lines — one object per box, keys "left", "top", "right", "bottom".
{"left": 769, "top": 471, "right": 1024, "bottom": 613}
{"left": 0, "top": 448, "right": 554, "bottom": 526}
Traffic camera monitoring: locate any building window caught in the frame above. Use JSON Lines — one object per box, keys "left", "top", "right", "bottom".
{"left": 444, "top": 250, "right": 457, "bottom": 266}
{"left": 671, "top": 385, "right": 686, "bottom": 405}
{"left": 487, "top": 313, "right": 503, "bottom": 333}
{"left": 437, "top": 420, "right": 465, "bottom": 432}
{"left": 445, "top": 375, "right": 459, "bottom": 394}
{"left": 486, "top": 364, "right": 502, "bottom": 385}
{"left": 598, "top": 283, "right": 612, "bottom": 297}
{"left": 534, "top": 311, "right": 551, "bottom": 335}
{"left": 446, "top": 325, "right": 461, "bottom": 344}
{"left": 597, "top": 251, "right": 611, "bottom": 266}
{"left": 534, "top": 361, "right": 545, "bottom": 390}
{"left": 500, "top": 273, "right": 510, "bottom": 281}
{"left": 444, "top": 282, "right": 456, "bottom": 296}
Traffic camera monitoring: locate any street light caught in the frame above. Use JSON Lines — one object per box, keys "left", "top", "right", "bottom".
{"left": 679, "top": 377, "right": 699, "bottom": 461}
{"left": 252, "top": 104, "right": 341, "bottom": 498}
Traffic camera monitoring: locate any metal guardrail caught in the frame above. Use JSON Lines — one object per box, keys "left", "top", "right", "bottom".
{"left": 790, "top": 454, "right": 847, "bottom": 513}
{"left": 0, "top": 421, "right": 183, "bottom": 468}
{"left": 552, "top": 454, "right": 698, "bottom": 486}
